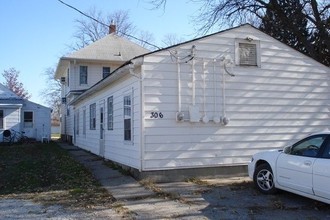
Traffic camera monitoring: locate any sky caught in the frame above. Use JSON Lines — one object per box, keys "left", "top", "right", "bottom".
{"left": 0, "top": 0, "right": 203, "bottom": 106}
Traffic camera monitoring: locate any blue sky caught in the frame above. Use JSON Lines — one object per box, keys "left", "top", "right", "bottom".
{"left": 0, "top": 0, "right": 203, "bottom": 106}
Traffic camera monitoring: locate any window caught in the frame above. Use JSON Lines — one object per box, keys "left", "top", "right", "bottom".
{"left": 0, "top": 110, "right": 3, "bottom": 129}
{"left": 123, "top": 95, "right": 132, "bottom": 141}
{"left": 83, "top": 109, "right": 86, "bottom": 136}
{"left": 291, "top": 135, "right": 326, "bottom": 157}
{"left": 90, "top": 103, "right": 96, "bottom": 130}
{"left": 80, "top": 66, "right": 88, "bottom": 85}
{"left": 67, "top": 68, "right": 70, "bottom": 86}
{"left": 321, "top": 141, "right": 330, "bottom": 159}
{"left": 107, "top": 96, "right": 113, "bottom": 130}
{"left": 239, "top": 43, "right": 257, "bottom": 66}
{"left": 24, "top": 111, "right": 33, "bottom": 128}
{"left": 76, "top": 110, "right": 80, "bottom": 135}
{"left": 103, "top": 67, "right": 111, "bottom": 78}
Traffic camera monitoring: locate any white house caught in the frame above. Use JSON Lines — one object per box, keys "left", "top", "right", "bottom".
{"left": 56, "top": 24, "right": 330, "bottom": 181}
{"left": 55, "top": 28, "right": 150, "bottom": 143}
{"left": 0, "top": 83, "right": 51, "bottom": 143}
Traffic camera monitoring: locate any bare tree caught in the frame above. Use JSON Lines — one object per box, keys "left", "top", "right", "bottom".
{"left": 71, "top": 8, "right": 155, "bottom": 50}
{"left": 40, "top": 67, "right": 61, "bottom": 120}
{"left": 149, "top": 0, "right": 330, "bottom": 65}
{"left": 2, "top": 68, "right": 31, "bottom": 99}
{"left": 161, "top": 33, "right": 186, "bottom": 47}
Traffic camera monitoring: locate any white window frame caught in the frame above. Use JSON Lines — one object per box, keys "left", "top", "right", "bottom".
{"left": 80, "top": 66, "right": 88, "bottom": 85}
{"left": 82, "top": 108, "right": 86, "bottom": 137}
{"left": 76, "top": 110, "right": 80, "bottom": 135}
{"left": 23, "top": 111, "right": 33, "bottom": 128}
{"left": 103, "top": 67, "right": 111, "bottom": 78}
{"left": 235, "top": 39, "right": 261, "bottom": 67}
{"left": 107, "top": 96, "right": 114, "bottom": 130}
{"left": 90, "top": 103, "right": 96, "bottom": 130}
{"left": 123, "top": 94, "right": 132, "bottom": 142}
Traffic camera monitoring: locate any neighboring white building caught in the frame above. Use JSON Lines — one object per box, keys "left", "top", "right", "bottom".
{"left": 55, "top": 24, "right": 330, "bottom": 181}
{"left": 0, "top": 83, "right": 51, "bottom": 142}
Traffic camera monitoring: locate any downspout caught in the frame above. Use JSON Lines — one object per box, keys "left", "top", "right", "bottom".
{"left": 213, "top": 60, "right": 221, "bottom": 124}
{"left": 139, "top": 65, "right": 145, "bottom": 172}
{"left": 129, "top": 57, "right": 145, "bottom": 172}
{"left": 176, "top": 57, "right": 185, "bottom": 121}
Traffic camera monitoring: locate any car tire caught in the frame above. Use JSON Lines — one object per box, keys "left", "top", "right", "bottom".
{"left": 253, "top": 163, "right": 277, "bottom": 194}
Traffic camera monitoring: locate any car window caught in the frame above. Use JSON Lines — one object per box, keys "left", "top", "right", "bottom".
{"left": 321, "top": 141, "right": 330, "bottom": 159}
{"left": 291, "top": 135, "right": 326, "bottom": 157}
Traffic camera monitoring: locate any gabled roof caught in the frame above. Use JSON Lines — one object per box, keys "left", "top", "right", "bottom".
{"left": 0, "top": 83, "right": 22, "bottom": 100}
{"left": 65, "top": 33, "right": 150, "bottom": 61}
{"left": 55, "top": 34, "right": 150, "bottom": 78}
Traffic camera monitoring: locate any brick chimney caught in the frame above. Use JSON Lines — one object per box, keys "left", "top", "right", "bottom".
{"left": 109, "top": 20, "right": 116, "bottom": 34}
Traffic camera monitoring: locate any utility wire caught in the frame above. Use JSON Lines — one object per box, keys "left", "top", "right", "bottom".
{"left": 57, "top": 0, "right": 162, "bottom": 50}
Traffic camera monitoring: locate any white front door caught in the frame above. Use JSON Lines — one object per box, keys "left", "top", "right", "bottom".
{"left": 99, "top": 102, "right": 105, "bottom": 157}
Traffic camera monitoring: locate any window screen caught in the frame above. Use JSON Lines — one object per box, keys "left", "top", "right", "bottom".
{"left": 239, "top": 43, "right": 257, "bottom": 66}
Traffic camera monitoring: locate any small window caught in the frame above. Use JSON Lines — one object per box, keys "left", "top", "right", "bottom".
{"left": 90, "top": 103, "right": 96, "bottom": 130}
{"left": 24, "top": 111, "right": 33, "bottom": 128}
{"left": 80, "top": 66, "right": 88, "bottom": 85}
{"left": 123, "top": 95, "right": 132, "bottom": 141}
{"left": 103, "top": 67, "right": 111, "bottom": 78}
{"left": 107, "top": 96, "right": 114, "bottom": 130}
{"left": 76, "top": 110, "right": 79, "bottom": 135}
{"left": 82, "top": 109, "right": 86, "bottom": 136}
{"left": 239, "top": 43, "right": 257, "bottom": 66}
{"left": 67, "top": 68, "right": 70, "bottom": 86}
{"left": 0, "top": 110, "right": 3, "bottom": 129}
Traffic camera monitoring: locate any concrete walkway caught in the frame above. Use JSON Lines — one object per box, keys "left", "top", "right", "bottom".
{"left": 59, "top": 142, "right": 210, "bottom": 219}
{"left": 58, "top": 142, "right": 330, "bottom": 220}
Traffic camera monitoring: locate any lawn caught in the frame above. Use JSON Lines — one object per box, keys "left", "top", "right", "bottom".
{"left": 0, "top": 142, "right": 115, "bottom": 209}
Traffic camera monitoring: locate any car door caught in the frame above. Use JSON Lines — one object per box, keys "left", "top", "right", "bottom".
{"left": 313, "top": 140, "right": 330, "bottom": 200}
{"left": 276, "top": 135, "right": 327, "bottom": 195}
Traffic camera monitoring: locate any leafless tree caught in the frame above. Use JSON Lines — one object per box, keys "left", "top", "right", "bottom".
{"left": 161, "top": 33, "right": 186, "bottom": 47}
{"left": 71, "top": 8, "right": 136, "bottom": 50}
{"left": 40, "top": 67, "right": 61, "bottom": 120}
{"left": 70, "top": 7, "right": 156, "bottom": 50}
{"left": 2, "top": 68, "right": 31, "bottom": 100}
{"left": 149, "top": 0, "right": 329, "bottom": 65}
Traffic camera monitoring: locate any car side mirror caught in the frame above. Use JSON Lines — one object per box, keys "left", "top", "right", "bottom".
{"left": 284, "top": 146, "right": 292, "bottom": 154}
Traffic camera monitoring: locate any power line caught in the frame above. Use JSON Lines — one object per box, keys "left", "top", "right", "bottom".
{"left": 57, "top": 0, "right": 162, "bottom": 50}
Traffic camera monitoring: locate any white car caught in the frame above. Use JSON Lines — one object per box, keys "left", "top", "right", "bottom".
{"left": 248, "top": 132, "right": 330, "bottom": 204}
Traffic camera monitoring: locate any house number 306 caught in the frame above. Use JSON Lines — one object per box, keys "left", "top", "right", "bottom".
{"left": 150, "top": 112, "right": 163, "bottom": 119}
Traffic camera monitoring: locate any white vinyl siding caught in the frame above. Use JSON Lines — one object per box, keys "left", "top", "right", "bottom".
{"left": 140, "top": 25, "right": 330, "bottom": 171}
{"left": 70, "top": 24, "right": 329, "bottom": 172}
{"left": 73, "top": 75, "right": 141, "bottom": 170}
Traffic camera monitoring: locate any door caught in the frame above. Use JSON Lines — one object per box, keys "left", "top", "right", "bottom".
{"left": 313, "top": 140, "right": 330, "bottom": 199}
{"left": 99, "top": 101, "right": 105, "bottom": 157}
{"left": 276, "top": 135, "right": 326, "bottom": 195}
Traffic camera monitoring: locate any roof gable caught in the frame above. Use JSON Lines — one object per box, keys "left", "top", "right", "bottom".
{"left": 64, "top": 34, "right": 150, "bottom": 61}
{"left": 0, "top": 83, "right": 22, "bottom": 100}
